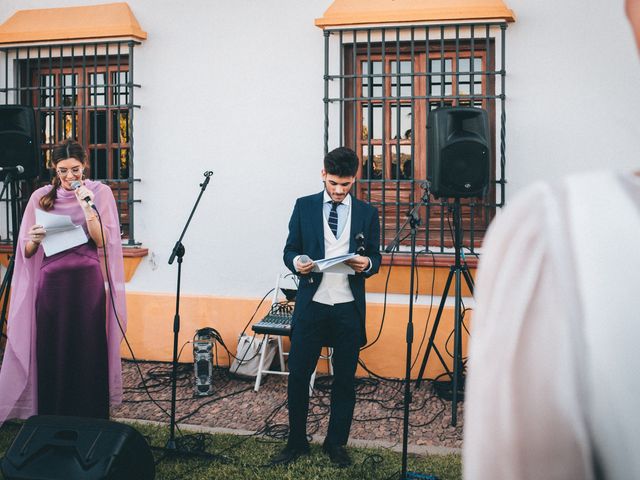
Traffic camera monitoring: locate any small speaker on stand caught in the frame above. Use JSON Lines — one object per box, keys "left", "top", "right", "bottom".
{"left": 427, "top": 106, "right": 491, "bottom": 198}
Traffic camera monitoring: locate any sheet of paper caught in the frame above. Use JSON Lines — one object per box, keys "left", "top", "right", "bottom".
{"left": 36, "top": 209, "right": 88, "bottom": 256}
{"left": 312, "top": 252, "right": 357, "bottom": 275}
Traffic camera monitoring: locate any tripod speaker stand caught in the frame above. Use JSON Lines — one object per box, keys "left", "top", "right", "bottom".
{"left": 415, "top": 198, "right": 474, "bottom": 426}
{"left": 415, "top": 105, "right": 490, "bottom": 426}
{"left": 0, "top": 172, "right": 22, "bottom": 348}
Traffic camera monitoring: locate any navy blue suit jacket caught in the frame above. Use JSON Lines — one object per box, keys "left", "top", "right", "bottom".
{"left": 283, "top": 192, "right": 381, "bottom": 346}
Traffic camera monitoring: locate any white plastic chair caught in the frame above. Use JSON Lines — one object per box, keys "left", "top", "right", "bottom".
{"left": 253, "top": 273, "right": 333, "bottom": 395}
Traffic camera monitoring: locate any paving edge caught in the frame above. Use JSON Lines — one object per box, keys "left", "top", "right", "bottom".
{"left": 116, "top": 417, "right": 461, "bottom": 456}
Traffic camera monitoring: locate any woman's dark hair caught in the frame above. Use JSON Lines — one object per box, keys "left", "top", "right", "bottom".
{"left": 39, "top": 140, "right": 87, "bottom": 211}
{"left": 324, "top": 147, "right": 359, "bottom": 177}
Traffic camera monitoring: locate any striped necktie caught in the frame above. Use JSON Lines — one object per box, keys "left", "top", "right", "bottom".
{"left": 328, "top": 201, "right": 340, "bottom": 237}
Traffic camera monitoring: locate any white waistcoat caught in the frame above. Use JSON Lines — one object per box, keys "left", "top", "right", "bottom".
{"left": 313, "top": 205, "right": 354, "bottom": 305}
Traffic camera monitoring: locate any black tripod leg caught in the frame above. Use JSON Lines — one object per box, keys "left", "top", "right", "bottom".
{"left": 451, "top": 268, "right": 464, "bottom": 426}
{"left": 415, "top": 267, "right": 454, "bottom": 388}
{"left": 0, "top": 256, "right": 16, "bottom": 343}
{"left": 462, "top": 266, "right": 475, "bottom": 294}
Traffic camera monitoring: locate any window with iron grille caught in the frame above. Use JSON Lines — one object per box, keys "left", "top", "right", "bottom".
{"left": 323, "top": 24, "right": 507, "bottom": 256}
{"left": 0, "top": 41, "right": 140, "bottom": 245}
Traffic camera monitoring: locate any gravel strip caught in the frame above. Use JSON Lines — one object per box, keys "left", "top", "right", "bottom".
{"left": 110, "top": 360, "right": 463, "bottom": 450}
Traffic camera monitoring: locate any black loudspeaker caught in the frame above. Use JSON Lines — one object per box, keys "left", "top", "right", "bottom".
{"left": 427, "top": 106, "right": 491, "bottom": 198}
{"left": 0, "top": 415, "right": 155, "bottom": 480}
{"left": 0, "top": 105, "right": 40, "bottom": 180}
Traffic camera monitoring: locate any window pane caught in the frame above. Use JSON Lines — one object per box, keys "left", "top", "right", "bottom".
{"left": 391, "top": 104, "right": 412, "bottom": 140}
{"left": 361, "top": 145, "right": 383, "bottom": 179}
{"left": 39, "top": 74, "right": 55, "bottom": 107}
{"left": 361, "top": 104, "right": 382, "bottom": 140}
{"left": 89, "top": 73, "right": 107, "bottom": 106}
{"left": 62, "top": 73, "right": 77, "bottom": 107}
{"left": 89, "top": 148, "right": 107, "bottom": 180}
{"left": 459, "top": 58, "right": 483, "bottom": 96}
{"left": 390, "top": 61, "right": 412, "bottom": 97}
{"left": 362, "top": 61, "right": 383, "bottom": 98}
{"left": 112, "top": 111, "right": 130, "bottom": 144}
{"left": 112, "top": 71, "right": 129, "bottom": 106}
{"left": 429, "top": 58, "right": 453, "bottom": 96}
{"left": 63, "top": 112, "right": 78, "bottom": 140}
{"left": 89, "top": 111, "right": 107, "bottom": 144}
{"left": 112, "top": 148, "right": 129, "bottom": 179}
{"left": 391, "top": 145, "right": 412, "bottom": 180}
{"left": 40, "top": 112, "right": 55, "bottom": 144}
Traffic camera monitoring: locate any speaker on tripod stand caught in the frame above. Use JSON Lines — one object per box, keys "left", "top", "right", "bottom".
{"left": 0, "top": 105, "right": 40, "bottom": 345}
{"left": 417, "top": 106, "right": 491, "bottom": 426}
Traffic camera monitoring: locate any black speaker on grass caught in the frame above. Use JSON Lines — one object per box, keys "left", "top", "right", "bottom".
{"left": 0, "top": 415, "right": 155, "bottom": 480}
{"left": 427, "top": 106, "right": 491, "bottom": 198}
{"left": 0, "top": 105, "right": 40, "bottom": 180}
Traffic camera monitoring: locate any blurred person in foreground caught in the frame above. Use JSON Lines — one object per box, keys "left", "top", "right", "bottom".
{"left": 464, "top": 1, "right": 640, "bottom": 478}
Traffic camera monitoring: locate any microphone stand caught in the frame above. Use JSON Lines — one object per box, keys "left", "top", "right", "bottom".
{"left": 384, "top": 187, "right": 435, "bottom": 480}
{"left": 0, "top": 172, "right": 22, "bottom": 349}
{"left": 166, "top": 171, "right": 213, "bottom": 450}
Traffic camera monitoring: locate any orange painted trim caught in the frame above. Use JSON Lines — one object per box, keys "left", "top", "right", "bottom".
{"left": 315, "top": 0, "right": 516, "bottom": 28}
{"left": 0, "top": 2, "right": 147, "bottom": 45}
{"left": 367, "top": 264, "right": 475, "bottom": 296}
{"left": 0, "top": 244, "right": 147, "bottom": 282}
{"left": 381, "top": 253, "right": 479, "bottom": 268}
{"left": 123, "top": 291, "right": 471, "bottom": 380}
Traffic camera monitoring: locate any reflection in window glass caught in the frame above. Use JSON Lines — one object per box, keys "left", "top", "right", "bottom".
{"left": 362, "top": 145, "right": 383, "bottom": 179}
{"left": 362, "top": 61, "right": 383, "bottom": 98}
{"left": 62, "top": 74, "right": 77, "bottom": 107}
{"left": 112, "top": 71, "right": 129, "bottom": 106}
{"left": 112, "top": 148, "right": 129, "bottom": 179}
{"left": 391, "top": 104, "right": 412, "bottom": 140}
{"left": 391, "top": 61, "right": 413, "bottom": 97}
{"left": 459, "top": 58, "right": 483, "bottom": 96}
{"left": 112, "top": 111, "right": 130, "bottom": 144}
{"left": 429, "top": 59, "right": 453, "bottom": 96}
{"left": 89, "top": 73, "right": 107, "bottom": 106}
{"left": 40, "top": 112, "right": 55, "bottom": 144}
{"left": 391, "top": 145, "right": 412, "bottom": 180}
{"left": 361, "top": 104, "right": 383, "bottom": 140}
{"left": 39, "top": 75, "right": 55, "bottom": 108}
{"left": 63, "top": 112, "right": 78, "bottom": 139}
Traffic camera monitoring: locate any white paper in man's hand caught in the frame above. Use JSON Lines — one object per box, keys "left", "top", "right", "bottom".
{"left": 312, "top": 253, "right": 357, "bottom": 274}
{"left": 35, "top": 209, "right": 88, "bottom": 256}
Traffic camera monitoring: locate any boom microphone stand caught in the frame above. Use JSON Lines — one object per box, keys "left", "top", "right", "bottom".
{"left": 415, "top": 198, "right": 474, "bottom": 426}
{"left": 166, "top": 170, "right": 213, "bottom": 450}
{"left": 385, "top": 187, "right": 437, "bottom": 480}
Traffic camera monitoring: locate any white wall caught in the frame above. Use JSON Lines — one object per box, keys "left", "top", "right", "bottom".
{"left": 505, "top": 0, "right": 640, "bottom": 194}
{"left": 1, "top": 0, "right": 639, "bottom": 298}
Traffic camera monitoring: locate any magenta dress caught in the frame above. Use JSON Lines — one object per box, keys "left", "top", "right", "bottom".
{"left": 36, "top": 241, "right": 109, "bottom": 418}
{"left": 0, "top": 180, "right": 126, "bottom": 423}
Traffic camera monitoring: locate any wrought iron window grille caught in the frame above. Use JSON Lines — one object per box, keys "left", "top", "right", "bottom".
{"left": 322, "top": 22, "right": 508, "bottom": 255}
{"left": 0, "top": 40, "right": 141, "bottom": 247}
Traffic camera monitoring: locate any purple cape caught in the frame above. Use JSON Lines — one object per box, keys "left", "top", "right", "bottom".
{"left": 0, "top": 180, "right": 127, "bottom": 423}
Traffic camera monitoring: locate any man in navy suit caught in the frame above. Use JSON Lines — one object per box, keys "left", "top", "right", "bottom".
{"left": 271, "top": 147, "right": 381, "bottom": 467}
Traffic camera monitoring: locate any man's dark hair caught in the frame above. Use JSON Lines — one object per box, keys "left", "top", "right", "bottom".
{"left": 324, "top": 147, "right": 359, "bottom": 177}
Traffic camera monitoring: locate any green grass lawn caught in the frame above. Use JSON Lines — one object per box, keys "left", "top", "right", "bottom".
{"left": 0, "top": 420, "right": 461, "bottom": 480}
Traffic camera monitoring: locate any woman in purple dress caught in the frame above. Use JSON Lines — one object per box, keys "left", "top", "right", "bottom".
{"left": 0, "top": 140, "right": 126, "bottom": 423}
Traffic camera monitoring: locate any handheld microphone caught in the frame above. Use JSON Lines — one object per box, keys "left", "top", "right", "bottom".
{"left": 355, "top": 232, "right": 365, "bottom": 255}
{"left": 70, "top": 180, "right": 96, "bottom": 210}
{"left": 0, "top": 165, "right": 25, "bottom": 174}
{"left": 298, "top": 255, "right": 312, "bottom": 264}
